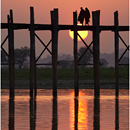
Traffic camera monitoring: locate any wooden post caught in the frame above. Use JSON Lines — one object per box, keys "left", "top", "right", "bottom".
{"left": 73, "top": 11, "right": 79, "bottom": 97}
{"left": 51, "top": 9, "right": 58, "bottom": 97}
{"left": 114, "top": 11, "right": 119, "bottom": 130}
{"left": 92, "top": 10, "right": 100, "bottom": 130}
{"left": 8, "top": 10, "right": 15, "bottom": 98}
{"left": 30, "top": 7, "right": 36, "bottom": 97}
{"left": 114, "top": 11, "right": 119, "bottom": 97}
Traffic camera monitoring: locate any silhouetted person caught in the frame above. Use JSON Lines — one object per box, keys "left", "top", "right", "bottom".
{"left": 78, "top": 7, "right": 90, "bottom": 26}
{"left": 84, "top": 8, "right": 90, "bottom": 25}
{"left": 78, "top": 7, "right": 85, "bottom": 25}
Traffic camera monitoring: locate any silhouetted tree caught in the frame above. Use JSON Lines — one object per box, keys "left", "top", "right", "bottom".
{"left": 15, "top": 46, "right": 30, "bottom": 69}
{"left": 58, "top": 60, "right": 69, "bottom": 68}
{"left": 58, "top": 60, "right": 74, "bottom": 68}
{"left": 78, "top": 46, "right": 92, "bottom": 66}
{"left": 100, "top": 58, "right": 108, "bottom": 67}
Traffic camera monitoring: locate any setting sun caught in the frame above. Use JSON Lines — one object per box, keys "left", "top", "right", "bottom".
{"left": 69, "top": 24, "right": 88, "bottom": 41}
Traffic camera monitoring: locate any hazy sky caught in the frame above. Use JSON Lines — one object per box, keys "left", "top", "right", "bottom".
{"left": 1, "top": 0, "right": 129, "bottom": 58}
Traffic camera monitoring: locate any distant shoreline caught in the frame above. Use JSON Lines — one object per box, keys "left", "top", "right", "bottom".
{"left": 2, "top": 68, "right": 128, "bottom": 89}
{"left": 1, "top": 83, "right": 129, "bottom": 89}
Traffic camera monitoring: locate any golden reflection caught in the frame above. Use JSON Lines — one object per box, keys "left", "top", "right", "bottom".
{"left": 1, "top": 95, "right": 129, "bottom": 102}
{"left": 70, "top": 91, "right": 88, "bottom": 130}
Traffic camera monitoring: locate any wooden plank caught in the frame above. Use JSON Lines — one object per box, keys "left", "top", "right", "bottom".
{"left": 8, "top": 10, "right": 15, "bottom": 98}
{"left": 114, "top": 11, "right": 119, "bottom": 130}
{"left": 1, "top": 23, "right": 52, "bottom": 30}
{"left": 36, "top": 63, "right": 52, "bottom": 65}
{"left": 101, "top": 26, "right": 129, "bottom": 31}
{"left": 51, "top": 9, "right": 58, "bottom": 97}
{"left": 30, "top": 7, "right": 36, "bottom": 97}
{"left": 118, "top": 26, "right": 129, "bottom": 31}
{"left": 1, "top": 23, "right": 8, "bottom": 28}
{"left": 92, "top": 10, "right": 100, "bottom": 130}
{"left": 78, "top": 63, "right": 93, "bottom": 65}
{"left": 59, "top": 25, "right": 94, "bottom": 31}
{"left": 34, "top": 24, "right": 52, "bottom": 30}
{"left": 73, "top": 11, "right": 79, "bottom": 97}
{"left": 13, "top": 23, "right": 30, "bottom": 30}
{"left": 1, "top": 23, "right": 29, "bottom": 29}
{"left": 1, "top": 22, "right": 129, "bottom": 31}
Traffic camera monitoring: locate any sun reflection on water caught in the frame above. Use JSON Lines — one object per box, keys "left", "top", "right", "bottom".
{"left": 70, "top": 91, "right": 88, "bottom": 130}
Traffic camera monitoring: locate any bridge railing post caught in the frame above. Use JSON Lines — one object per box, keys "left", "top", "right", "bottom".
{"left": 73, "top": 11, "right": 79, "bottom": 97}
{"left": 8, "top": 10, "right": 15, "bottom": 98}
{"left": 51, "top": 9, "right": 59, "bottom": 97}
{"left": 92, "top": 10, "right": 100, "bottom": 130}
{"left": 30, "top": 7, "right": 36, "bottom": 97}
{"left": 114, "top": 11, "right": 119, "bottom": 130}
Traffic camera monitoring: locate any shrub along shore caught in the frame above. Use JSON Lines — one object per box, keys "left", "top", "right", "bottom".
{"left": 1, "top": 67, "right": 129, "bottom": 89}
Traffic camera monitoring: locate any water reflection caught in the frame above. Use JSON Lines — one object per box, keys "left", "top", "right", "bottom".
{"left": 70, "top": 92, "right": 88, "bottom": 130}
{"left": 30, "top": 97, "right": 36, "bottom": 130}
{"left": 52, "top": 97, "right": 58, "bottom": 130}
{"left": 9, "top": 98, "right": 15, "bottom": 130}
{"left": 115, "top": 97, "right": 119, "bottom": 130}
{"left": 93, "top": 96, "right": 100, "bottom": 130}
{"left": 1, "top": 89, "right": 128, "bottom": 130}
{"left": 74, "top": 98, "right": 78, "bottom": 130}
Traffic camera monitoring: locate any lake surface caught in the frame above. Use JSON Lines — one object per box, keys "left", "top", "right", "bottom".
{"left": 1, "top": 89, "right": 129, "bottom": 130}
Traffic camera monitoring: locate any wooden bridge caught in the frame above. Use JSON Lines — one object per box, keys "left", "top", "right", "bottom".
{"left": 1, "top": 7, "right": 129, "bottom": 130}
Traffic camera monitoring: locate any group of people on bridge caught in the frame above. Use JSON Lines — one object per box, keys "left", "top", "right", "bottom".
{"left": 78, "top": 7, "right": 90, "bottom": 26}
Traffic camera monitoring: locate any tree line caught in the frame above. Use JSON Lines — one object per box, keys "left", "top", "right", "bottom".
{"left": 1, "top": 46, "right": 128, "bottom": 69}
{"left": 2, "top": 46, "right": 30, "bottom": 69}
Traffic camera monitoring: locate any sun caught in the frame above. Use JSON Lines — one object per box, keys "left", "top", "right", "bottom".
{"left": 69, "top": 24, "right": 88, "bottom": 41}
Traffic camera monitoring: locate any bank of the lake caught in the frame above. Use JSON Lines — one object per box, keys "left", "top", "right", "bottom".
{"left": 1, "top": 67, "right": 129, "bottom": 89}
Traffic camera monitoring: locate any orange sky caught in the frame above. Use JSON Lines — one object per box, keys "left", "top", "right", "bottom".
{"left": 1, "top": 0, "right": 129, "bottom": 57}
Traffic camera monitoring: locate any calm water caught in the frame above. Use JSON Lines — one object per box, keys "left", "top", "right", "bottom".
{"left": 1, "top": 89, "right": 129, "bottom": 130}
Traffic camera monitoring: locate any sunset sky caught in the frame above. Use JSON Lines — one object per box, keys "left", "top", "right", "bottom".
{"left": 1, "top": 0, "right": 129, "bottom": 58}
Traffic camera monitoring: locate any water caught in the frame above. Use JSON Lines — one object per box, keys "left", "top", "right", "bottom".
{"left": 1, "top": 89, "right": 129, "bottom": 130}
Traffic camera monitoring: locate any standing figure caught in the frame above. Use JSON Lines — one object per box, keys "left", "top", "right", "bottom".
{"left": 84, "top": 7, "right": 90, "bottom": 25}
{"left": 78, "top": 7, "right": 85, "bottom": 25}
